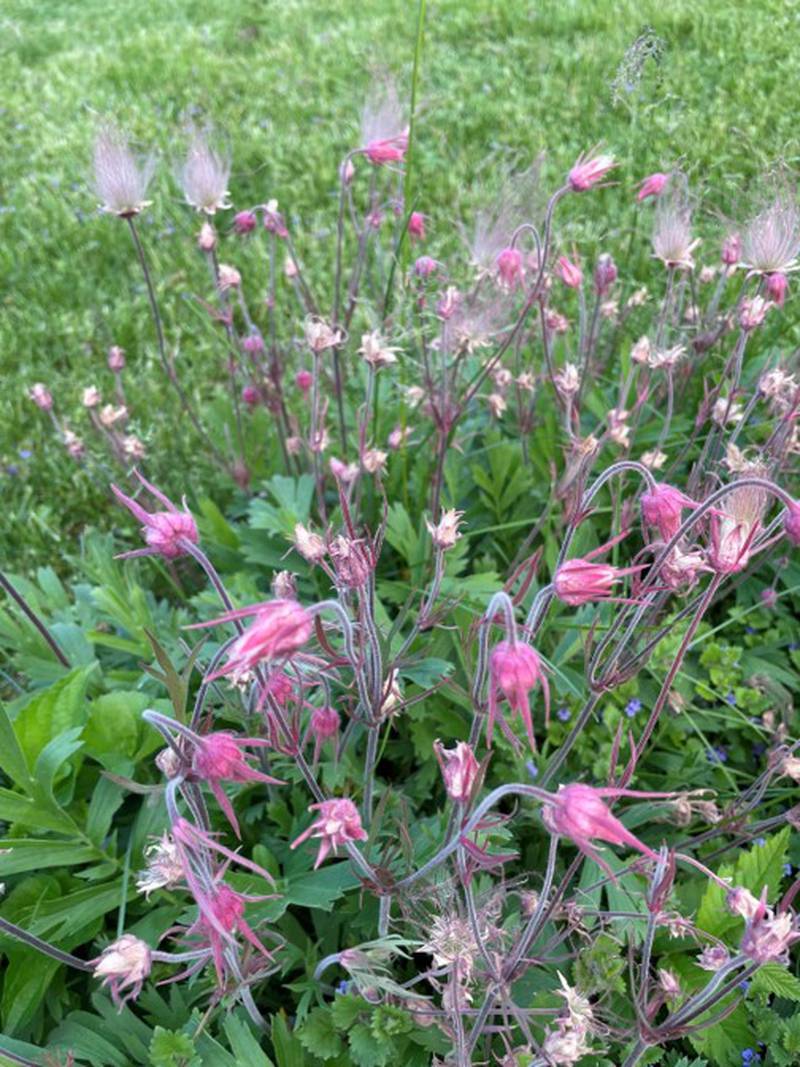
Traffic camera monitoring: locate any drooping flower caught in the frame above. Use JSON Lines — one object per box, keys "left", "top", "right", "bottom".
{"left": 495, "top": 246, "right": 525, "bottom": 289}
{"left": 637, "top": 172, "right": 670, "bottom": 202}
{"left": 82, "top": 385, "right": 102, "bottom": 408}
{"left": 426, "top": 509, "right": 464, "bottom": 550}
{"left": 178, "top": 127, "right": 232, "bottom": 215}
{"left": 407, "top": 211, "right": 426, "bottom": 240}
{"left": 93, "top": 126, "right": 155, "bottom": 217}
{"left": 784, "top": 499, "right": 800, "bottom": 546}
{"left": 262, "top": 199, "right": 288, "bottom": 238}
{"left": 359, "top": 330, "right": 399, "bottom": 368}
{"left": 305, "top": 316, "right": 344, "bottom": 353}
{"left": 721, "top": 232, "right": 741, "bottom": 267}
{"left": 434, "top": 740, "right": 480, "bottom": 802}
{"left": 641, "top": 483, "right": 698, "bottom": 542}
{"left": 290, "top": 798, "right": 368, "bottom": 867}
{"left": 568, "top": 147, "right": 617, "bottom": 192}
{"left": 765, "top": 271, "right": 789, "bottom": 307}
{"left": 594, "top": 253, "right": 617, "bottom": 295}
{"left": 92, "top": 934, "right": 152, "bottom": 1008}
{"left": 233, "top": 210, "right": 257, "bottom": 234}
{"left": 111, "top": 471, "right": 198, "bottom": 560}
{"left": 487, "top": 640, "right": 550, "bottom": 753}
{"left": 414, "top": 254, "right": 439, "bottom": 278}
{"left": 739, "top": 889, "right": 800, "bottom": 965}
{"left": 555, "top": 255, "right": 583, "bottom": 289}
{"left": 542, "top": 783, "right": 669, "bottom": 877}
{"left": 191, "top": 731, "right": 283, "bottom": 833}
{"left": 554, "top": 535, "right": 645, "bottom": 606}
{"left": 309, "top": 705, "right": 340, "bottom": 763}
{"left": 184, "top": 881, "right": 274, "bottom": 986}
{"left": 293, "top": 523, "right": 326, "bottom": 562}
{"left": 696, "top": 943, "right": 730, "bottom": 971}
{"left": 189, "top": 599, "right": 313, "bottom": 678}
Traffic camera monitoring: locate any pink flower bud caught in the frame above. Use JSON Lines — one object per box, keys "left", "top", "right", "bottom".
{"left": 568, "top": 148, "right": 616, "bottom": 192}
{"left": 414, "top": 255, "right": 439, "bottom": 278}
{"left": 82, "top": 385, "right": 102, "bottom": 408}
{"left": 436, "top": 286, "right": 462, "bottom": 320}
{"left": 594, "top": 253, "right": 618, "bottom": 296}
{"left": 637, "top": 172, "right": 669, "bottom": 202}
{"left": 295, "top": 369, "right": 313, "bottom": 393}
{"left": 364, "top": 131, "right": 408, "bottom": 166}
{"left": 192, "top": 599, "right": 313, "bottom": 680}
{"left": 107, "top": 345, "right": 126, "bottom": 372}
{"left": 721, "top": 233, "right": 741, "bottom": 266}
{"left": 542, "top": 783, "right": 661, "bottom": 864}
{"left": 29, "top": 383, "right": 53, "bottom": 411}
{"left": 233, "top": 210, "right": 257, "bottom": 235}
{"left": 340, "top": 157, "right": 355, "bottom": 185}
{"left": 495, "top": 247, "right": 525, "bottom": 288}
{"left": 407, "top": 211, "right": 426, "bottom": 240}
{"left": 784, "top": 499, "right": 800, "bottom": 545}
{"left": 488, "top": 640, "right": 550, "bottom": 754}
{"left": 263, "top": 199, "right": 288, "bottom": 238}
{"left": 197, "top": 222, "right": 217, "bottom": 252}
{"left": 434, "top": 740, "right": 479, "bottom": 802}
{"left": 765, "top": 271, "right": 789, "bottom": 307}
{"left": 555, "top": 256, "right": 583, "bottom": 289}
{"left": 241, "top": 333, "right": 265, "bottom": 355}
{"left": 241, "top": 385, "right": 259, "bottom": 407}
{"left": 217, "top": 263, "right": 241, "bottom": 290}
{"left": 110, "top": 471, "right": 198, "bottom": 560}
{"left": 640, "top": 483, "right": 697, "bottom": 542}
{"left": 92, "top": 934, "right": 152, "bottom": 1008}
{"left": 310, "top": 705, "right": 340, "bottom": 741}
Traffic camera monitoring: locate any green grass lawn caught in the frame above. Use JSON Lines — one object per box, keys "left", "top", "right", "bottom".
{"left": 2, "top": 0, "right": 800, "bottom": 566}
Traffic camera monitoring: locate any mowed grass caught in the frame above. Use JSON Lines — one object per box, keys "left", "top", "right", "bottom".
{"left": 1, "top": 0, "right": 800, "bottom": 567}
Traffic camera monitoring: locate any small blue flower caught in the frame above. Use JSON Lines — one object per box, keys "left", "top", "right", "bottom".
{"left": 739, "top": 979, "right": 750, "bottom": 993}
{"left": 725, "top": 691, "right": 737, "bottom": 706}
{"left": 625, "top": 698, "right": 642, "bottom": 718}
{"left": 784, "top": 863, "right": 793, "bottom": 877}
{"left": 755, "top": 837, "right": 766, "bottom": 847}
{"left": 336, "top": 980, "right": 350, "bottom": 995}
{"left": 745, "top": 626, "right": 756, "bottom": 635}
{"left": 5, "top": 464, "right": 19, "bottom": 477}
{"left": 707, "top": 746, "right": 728, "bottom": 763}
{"left": 526, "top": 761, "right": 538, "bottom": 780}
{"left": 789, "top": 641, "right": 800, "bottom": 652}
{"left": 557, "top": 707, "right": 571, "bottom": 722}
{"left": 741, "top": 1050, "right": 754, "bottom": 1064}
{"left": 18, "top": 448, "right": 31, "bottom": 459}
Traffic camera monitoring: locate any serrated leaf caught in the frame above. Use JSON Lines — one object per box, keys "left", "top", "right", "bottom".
{"left": 348, "top": 1023, "right": 390, "bottom": 1067}
{"left": 751, "top": 963, "right": 800, "bottom": 1001}
{"left": 297, "top": 1007, "right": 344, "bottom": 1060}
{"left": 696, "top": 829, "right": 790, "bottom": 939}
{"left": 149, "top": 1026, "right": 201, "bottom": 1067}
{"left": 330, "top": 994, "right": 364, "bottom": 1031}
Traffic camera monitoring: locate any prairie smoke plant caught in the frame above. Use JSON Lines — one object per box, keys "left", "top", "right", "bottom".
{"left": 93, "top": 125, "right": 155, "bottom": 217}
{"left": 111, "top": 470, "right": 198, "bottom": 559}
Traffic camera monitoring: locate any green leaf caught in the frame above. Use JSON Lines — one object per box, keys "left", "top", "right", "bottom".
{"left": 0, "top": 838, "right": 97, "bottom": 875}
{"left": 285, "top": 862, "right": 362, "bottom": 910}
{"left": 751, "top": 963, "right": 800, "bottom": 1001}
{"left": 696, "top": 829, "right": 790, "bottom": 938}
{"left": 0, "top": 701, "right": 33, "bottom": 790}
{"left": 689, "top": 1001, "right": 752, "bottom": 1065}
{"left": 0, "top": 948, "right": 61, "bottom": 1035}
{"left": 13, "top": 666, "right": 93, "bottom": 772}
{"left": 149, "top": 1027, "right": 201, "bottom": 1067}
{"left": 330, "top": 994, "right": 364, "bottom": 1031}
{"left": 249, "top": 475, "right": 314, "bottom": 538}
{"left": 270, "top": 1011, "right": 306, "bottom": 1067}
{"left": 222, "top": 1016, "right": 275, "bottom": 1065}
{"left": 0, "top": 785, "right": 79, "bottom": 834}
{"left": 348, "top": 1023, "right": 390, "bottom": 1067}
{"left": 33, "top": 725, "right": 84, "bottom": 796}
{"left": 298, "top": 1007, "right": 344, "bottom": 1060}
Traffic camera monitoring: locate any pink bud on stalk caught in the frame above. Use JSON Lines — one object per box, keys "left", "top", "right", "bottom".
{"left": 108, "top": 345, "right": 126, "bottom": 372}
{"left": 568, "top": 148, "right": 617, "bottom": 192}
{"left": 784, "top": 499, "right": 800, "bottom": 545}
{"left": 636, "top": 172, "right": 670, "bottom": 202}
{"left": 555, "top": 256, "right": 583, "bottom": 289}
{"left": 594, "top": 253, "right": 618, "bottom": 296}
{"left": 553, "top": 535, "right": 645, "bottom": 606}
{"left": 434, "top": 740, "right": 480, "bottom": 802}
{"left": 640, "top": 483, "right": 698, "bottom": 542}
{"left": 188, "top": 599, "right": 313, "bottom": 679}
{"left": 721, "top": 232, "right": 741, "bottom": 266}
{"left": 242, "top": 385, "right": 259, "bottom": 407}
{"left": 29, "top": 383, "right": 53, "bottom": 411}
{"left": 765, "top": 271, "right": 789, "bottom": 307}
{"left": 414, "top": 255, "right": 439, "bottom": 279}
{"left": 295, "top": 369, "right": 313, "bottom": 392}
{"left": 407, "top": 211, "right": 426, "bottom": 240}
{"left": 233, "top": 210, "right": 257, "bottom": 234}
{"left": 488, "top": 640, "right": 550, "bottom": 753}
{"left": 495, "top": 247, "right": 525, "bottom": 289}
{"left": 192, "top": 731, "right": 283, "bottom": 835}
{"left": 111, "top": 471, "right": 199, "bottom": 560}
{"left": 290, "top": 798, "right": 368, "bottom": 867}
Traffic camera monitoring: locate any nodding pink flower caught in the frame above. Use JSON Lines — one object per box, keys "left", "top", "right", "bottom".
{"left": 233, "top": 210, "right": 257, "bottom": 235}
{"left": 495, "top": 247, "right": 525, "bottom": 289}
{"left": 290, "top": 798, "right": 368, "bottom": 868}
{"left": 242, "top": 333, "right": 265, "bottom": 355}
{"left": 436, "top": 286, "right": 462, "bottom": 320}
{"left": 434, "top": 740, "right": 480, "bottom": 802}
{"left": 361, "top": 80, "right": 408, "bottom": 166}
{"left": 553, "top": 535, "right": 645, "bottom": 606}
{"left": 92, "top": 934, "right": 152, "bottom": 1009}
{"left": 765, "top": 271, "right": 789, "bottom": 307}
{"left": 594, "top": 253, "right": 618, "bottom": 295}
{"left": 242, "top": 385, "right": 260, "bottom": 407}
{"left": 407, "top": 211, "right": 426, "bottom": 240}
{"left": 188, "top": 882, "right": 274, "bottom": 986}
{"left": 310, "top": 705, "right": 340, "bottom": 763}
{"left": 263, "top": 669, "right": 294, "bottom": 706}
{"left": 414, "top": 255, "right": 439, "bottom": 279}
{"left": 295, "top": 369, "right": 313, "bottom": 393}
{"left": 641, "top": 483, "right": 698, "bottom": 542}
{"left": 708, "top": 482, "right": 769, "bottom": 574}
{"left": 637, "top": 172, "right": 669, "bottom": 202}
{"left": 192, "top": 732, "right": 283, "bottom": 834}
{"left": 262, "top": 199, "right": 288, "bottom": 238}
{"left": 542, "top": 783, "right": 669, "bottom": 878}
{"left": 364, "top": 134, "right": 408, "bottom": 166}
{"left": 488, "top": 640, "right": 550, "bottom": 754}
{"left": 568, "top": 147, "right": 617, "bottom": 192}
{"left": 29, "top": 382, "right": 53, "bottom": 411}
{"left": 190, "top": 599, "right": 313, "bottom": 678}
{"left": 784, "top": 499, "right": 800, "bottom": 545}
{"left": 721, "top": 232, "right": 742, "bottom": 266}
{"left": 111, "top": 471, "right": 198, "bottom": 560}
{"left": 108, "top": 345, "right": 126, "bottom": 372}
{"left": 555, "top": 256, "right": 583, "bottom": 289}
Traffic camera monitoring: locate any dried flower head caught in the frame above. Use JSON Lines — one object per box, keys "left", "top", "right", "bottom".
{"left": 92, "top": 934, "right": 152, "bottom": 1008}
{"left": 93, "top": 126, "right": 155, "bottom": 217}
{"left": 360, "top": 78, "right": 408, "bottom": 166}
{"left": 359, "top": 330, "right": 399, "bottom": 368}
{"left": 427, "top": 509, "right": 464, "bottom": 550}
{"left": 741, "top": 183, "right": 800, "bottom": 274}
{"left": 652, "top": 174, "right": 698, "bottom": 270}
{"left": 178, "top": 127, "right": 231, "bottom": 215}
